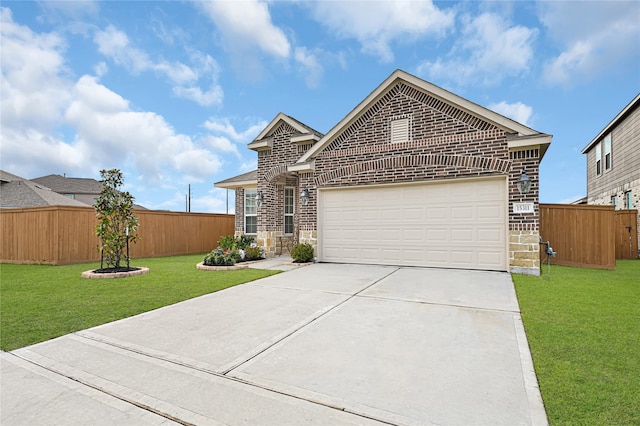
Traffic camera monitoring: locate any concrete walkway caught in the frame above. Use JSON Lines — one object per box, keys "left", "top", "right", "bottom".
{"left": 2, "top": 263, "right": 547, "bottom": 425}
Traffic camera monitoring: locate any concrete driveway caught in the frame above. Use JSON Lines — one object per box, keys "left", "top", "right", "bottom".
{"left": 2, "top": 263, "right": 547, "bottom": 425}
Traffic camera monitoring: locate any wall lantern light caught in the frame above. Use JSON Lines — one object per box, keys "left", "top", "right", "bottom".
{"left": 300, "top": 188, "right": 310, "bottom": 206}
{"left": 255, "top": 192, "right": 264, "bottom": 208}
{"left": 516, "top": 169, "right": 532, "bottom": 195}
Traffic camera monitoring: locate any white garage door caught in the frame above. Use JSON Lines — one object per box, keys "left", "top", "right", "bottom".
{"left": 318, "top": 177, "right": 507, "bottom": 271}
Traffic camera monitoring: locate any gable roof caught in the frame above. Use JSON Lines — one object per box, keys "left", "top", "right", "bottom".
{"left": 248, "top": 113, "right": 324, "bottom": 151}
{"left": 31, "top": 174, "right": 103, "bottom": 194}
{"left": 581, "top": 92, "right": 640, "bottom": 154}
{"left": 296, "top": 69, "right": 551, "bottom": 165}
{"left": 0, "top": 170, "right": 88, "bottom": 209}
{"left": 214, "top": 170, "right": 257, "bottom": 189}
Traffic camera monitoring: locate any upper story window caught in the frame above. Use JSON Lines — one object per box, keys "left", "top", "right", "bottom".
{"left": 64, "top": 194, "right": 75, "bottom": 199}
{"left": 595, "top": 142, "right": 602, "bottom": 176}
{"left": 284, "top": 187, "right": 294, "bottom": 235}
{"left": 390, "top": 114, "right": 412, "bottom": 143}
{"left": 244, "top": 189, "right": 257, "bottom": 235}
{"left": 603, "top": 133, "right": 612, "bottom": 171}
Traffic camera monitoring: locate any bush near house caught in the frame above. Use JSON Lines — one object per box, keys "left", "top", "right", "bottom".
{"left": 204, "top": 235, "right": 264, "bottom": 266}
{"left": 290, "top": 243, "right": 314, "bottom": 263}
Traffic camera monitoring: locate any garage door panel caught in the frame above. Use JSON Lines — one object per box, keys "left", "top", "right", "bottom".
{"left": 426, "top": 228, "right": 448, "bottom": 242}
{"left": 427, "top": 207, "right": 448, "bottom": 220}
{"left": 402, "top": 229, "right": 424, "bottom": 241}
{"left": 451, "top": 228, "right": 474, "bottom": 242}
{"left": 478, "top": 228, "right": 504, "bottom": 243}
{"left": 477, "top": 205, "right": 505, "bottom": 220}
{"left": 319, "top": 178, "right": 507, "bottom": 271}
{"left": 451, "top": 250, "right": 474, "bottom": 265}
{"left": 451, "top": 206, "right": 474, "bottom": 220}
{"left": 477, "top": 251, "right": 504, "bottom": 267}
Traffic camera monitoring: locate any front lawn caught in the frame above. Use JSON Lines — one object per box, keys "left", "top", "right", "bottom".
{"left": 513, "top": 260, "right": 639, "bottom": 425}
{"left": 0, "top": 254, "right": 279, "bottom": 351}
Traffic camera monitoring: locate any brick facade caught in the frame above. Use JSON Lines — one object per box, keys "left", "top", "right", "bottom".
{"left": 218, "top": 71, "right": 549, "bottom": 274}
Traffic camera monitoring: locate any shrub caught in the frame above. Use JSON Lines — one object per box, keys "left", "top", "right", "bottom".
{"left": 218, "top": 235, "right": 236, "bottom": 251}
{"left": 236, "top": 235, "right": 255, "bottom": 250}
{"left": 203, "top": 247, "right": 237, "bottom": 266}
{"left": 244, "top": 246, "right": 264, "bottom": 261}
{"left": 290, "top": 243, "right": 314, "bottom": 263}
{"left": 217, "top": 234, "right": 255, "bottom": 251}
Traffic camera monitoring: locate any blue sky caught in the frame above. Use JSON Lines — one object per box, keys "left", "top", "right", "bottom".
{"left": 2, "top": 1, "right": 639, "bottom": 212}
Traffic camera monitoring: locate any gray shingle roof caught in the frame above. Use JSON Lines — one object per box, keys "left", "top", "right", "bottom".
{"left": 31, "top": 174, "right": 103, "bottom": 194}
{"left": 214, "top": 170, "right": 258, "bottom": 189}
{"left": 0, "top": 171, "right": 88, "bottom": 209}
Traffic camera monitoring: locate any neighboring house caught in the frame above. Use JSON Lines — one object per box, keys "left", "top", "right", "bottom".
{"left": 0, "top": 170, "right": 88, "bottom": 209}
{"left": 31, "top": 173, "right": 147, "bottom": 210}
{"left": 581, "top": 93, "right": 640, "bottom": 255}
{"left": 216, "top": 70, "right": 552, "bottom": 275}
{"left": 31, "top": 174, "right": 103, "bottom": 206}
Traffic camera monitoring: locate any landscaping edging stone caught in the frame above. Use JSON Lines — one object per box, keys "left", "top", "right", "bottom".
{"left": 284, "top": 262, "right": 313, "bottom": 267}
{"left": 196, "top": 262, "right": 249, "bottom": 271}
{"left": 82, "top": 267, "right": 150, "bottom": 279}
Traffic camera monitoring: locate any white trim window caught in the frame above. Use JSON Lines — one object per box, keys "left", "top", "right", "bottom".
{"left": 595, "top": 142, "right": 602, "bottom": 176}
{"left": 625, "top": 191, "right": 633, "bottom": 209}
{"left": 284, "top": 187, "right": 294, "bottom": 235}
{"left": 612, "top": 195, "right": 618, "bottom": 210}
{"left": 244, "top": 189, "right": 257, "bottom": 234}
{"left": 604, "top": 134, "right": 612, "bottom": 171}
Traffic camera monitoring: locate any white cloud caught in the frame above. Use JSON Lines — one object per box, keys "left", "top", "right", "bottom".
{"left": 488, "top": 101, "right": 533, "bottom": 127}
{"left": 202, "top": 117, "right": 267, "bottom": 142}
{"left": 192, "top": 188, "right": 230, "bottom": 214}
{"left": 0, "top": 7, "right": 71, "bottom": 132}
{"left": 93, "top": 25, "right": 223, "bottom": 106}
{"left": 196, "top": 0, "right": 290, "bottom": 58}
{"left": 202, "top": 135, "right": 240, "bottom": 157}
{"left": 539, "top": 1, "right": 640, "bottom": 86}
{"left": 64, "top": 75, "right": 223, "bottom": 184}
{"left": 417, "top": 12, "right": 537, "bottom": 86}
{"left": 308, "top": 0, "right": 454, "bottom": 62}
{"left": 295, "top": 46, "right": 324, "bottom": 88}
{"left": 173, "top": 84, "right": 224, "bottom": 107}
{"left": 1, "top": 9, "right": 225, "bottom": 186}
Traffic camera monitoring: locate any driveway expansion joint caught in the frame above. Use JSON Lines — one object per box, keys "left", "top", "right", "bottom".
{"left": 356, "top": 293, "right": 521, "bottom": 314}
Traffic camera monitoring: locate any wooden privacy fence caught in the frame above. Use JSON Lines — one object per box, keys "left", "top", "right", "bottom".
{"left": 539, "top": 204, "right": 639, "bottom": 270}
{"left": 0, "top": 206, "right": 234, "bottom": 265}
{"left": 615, "top": 209, "right": 639, "bottom": 260}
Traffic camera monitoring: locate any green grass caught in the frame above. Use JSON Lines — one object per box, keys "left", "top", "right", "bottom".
{"left": 0, "top": 254, "right": 279, "bottom": 351}
{"left": 513, "top": 260, "right": 639, "bottom": 425}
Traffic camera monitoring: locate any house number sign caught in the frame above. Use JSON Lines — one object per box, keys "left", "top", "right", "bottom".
{"left": 513, "top": 202, "right": 535, "bottom": 214}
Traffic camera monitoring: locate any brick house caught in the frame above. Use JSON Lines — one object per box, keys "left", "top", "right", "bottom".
{"left": 581, "top": 93, "right": 640, "bottom": 256}
{"left": 216, "top": 70, "right": 552, "bottom": 275}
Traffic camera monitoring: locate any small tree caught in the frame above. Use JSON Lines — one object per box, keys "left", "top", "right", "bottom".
{"left": 94, "top": 169, "right": 139, "bottom": 269}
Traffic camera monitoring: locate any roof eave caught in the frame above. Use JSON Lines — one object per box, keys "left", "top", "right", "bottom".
{"left": 508, "top": 134, "right": 553, "bottom": 159}
{"left": 214, "top": 179, "right": 257, "bottom": 190}
{"left": 287, "top": 160, "right": 315, "bottom": 173}
{"left": 581, "top": 93, "right": 640, "bottom": 154}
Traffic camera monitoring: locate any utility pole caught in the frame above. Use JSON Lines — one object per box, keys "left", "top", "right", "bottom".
{"left": 187, "top": 184, "right": 191, "bottom": 212}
